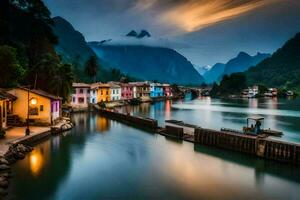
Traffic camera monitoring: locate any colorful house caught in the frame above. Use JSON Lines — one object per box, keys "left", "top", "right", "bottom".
{"left": 97, "top": 84, "right": 110, "bottom": 102}
{"left": 130, "top": 82, "right": 150, "bottom": 99}
{"left": 108, "top": 83, "right": 121, "bottom": 101}
{"left": 150, "top": 83, "right": 164, "bottom": 98}
{"left": 8, "top": 87, "right": 62, "bottom": 125}
{"left": 90, "top": 83, "right": 100, "bottom": 104}
{"left": 120, "top": 83, "right": 133, "bottom": 100}
{"left": 71, "top": 83, "right": 91, "bottom": 109}
{"left": 162, "top": 84, "right": 172, "bottom": 97}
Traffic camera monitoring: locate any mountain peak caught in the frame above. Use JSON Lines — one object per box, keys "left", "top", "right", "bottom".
{"left": 126, "top": 30, "right": 151, "bottom": 39}
{"left": 126, "top": 30, "right": 138, "bottom": 37}
{"left": 237, "top": 51, "right": 250, "bottom": 57}
{"left": 137, "top": 30, "right": 151, "bottom": 38}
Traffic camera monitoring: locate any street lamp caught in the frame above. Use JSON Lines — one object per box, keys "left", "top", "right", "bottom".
{"left": 26, "top": 87, "right": 30, "bottom": 136}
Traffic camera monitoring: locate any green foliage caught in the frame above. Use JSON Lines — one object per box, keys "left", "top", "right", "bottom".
{"left": 211, "top": 73, "right": 247, "bottom": 97}
{"left": 246, "top": 32, "right": 300, "bottom": 92}
{"left": 84, "top": 56, "right": 99, "bottom": 82}
{"left": 31, "top": 53, "right": 74, "bottom": 99}
{"left": 0, "top": 0, "right": 75, "bottom": 100}
{"left": 0, "top": 45, "right": 26, "bottom": 87}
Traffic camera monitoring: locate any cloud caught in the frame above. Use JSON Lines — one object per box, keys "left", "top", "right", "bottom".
{"left": 133, "top": 0, "right": 277, "bottom": 32}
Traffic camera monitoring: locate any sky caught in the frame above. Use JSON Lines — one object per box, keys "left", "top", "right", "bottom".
{"left": 44, "top": 0, "right": 300, "bottom": 66}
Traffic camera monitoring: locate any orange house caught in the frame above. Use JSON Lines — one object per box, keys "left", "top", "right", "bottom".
{"left": 97, "top": 84, "right": 110, "bottom": 103}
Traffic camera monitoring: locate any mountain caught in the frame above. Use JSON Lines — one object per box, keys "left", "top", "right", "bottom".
{"left": 246, "top": 33, "right": 300, "bottom": 91}
{"left": 52, "top": 16, "right": 138, "bottom": 82}
{"left": 203, "top": 63, "right": 226, "bottom": 84}
{"left": 223, "top": 52, "right": 270, "bottom": 75}
{"left": 194, "top": 65, "right": 211, "bottom": 75}
{"left": 126, "top": 30, "right": 151, "bottom": 39}
{"left": 203, "top": 52, "right": 270, "bottom": 84}
{"left": 88, "top": 41, "right": 204, "bottom": 85}
{"left": 52, "top": 16, "right": 96, "bottom": 68}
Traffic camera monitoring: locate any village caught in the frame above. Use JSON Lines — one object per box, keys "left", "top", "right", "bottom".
{"left": 70, "top": 81, "right": 174, "bottom": 111}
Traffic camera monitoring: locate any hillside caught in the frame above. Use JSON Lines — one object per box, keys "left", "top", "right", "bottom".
{"left": 89, "top": 41, "right": 204, "bottom": 85}
{"left": 203, "top": 63, "right": 226, "bottom": 84}
{"left": 223, "top": 52, "right": 270, "bottom": 75}
{"left": 246, "top": 33, "right": 300, "bottom": 91}
{"left": 203, "top": 52, "right": 270, "bottom": 84}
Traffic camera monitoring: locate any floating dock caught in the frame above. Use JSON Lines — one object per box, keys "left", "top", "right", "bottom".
{"left": 96, "top": 108, "right": 300, "bottom": 165}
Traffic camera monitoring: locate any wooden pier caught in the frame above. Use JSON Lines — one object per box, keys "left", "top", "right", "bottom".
{"left": 96, "top": 108, "right": 300, "bottom": 165}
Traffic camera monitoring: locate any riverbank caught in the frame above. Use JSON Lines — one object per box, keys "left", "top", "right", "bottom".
{"left": 0, "top": 119, "right": 74, "bottom": 197}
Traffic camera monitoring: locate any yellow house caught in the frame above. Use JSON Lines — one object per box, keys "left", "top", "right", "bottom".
{"left": 8, "top": 87, "right": 62, "bottom": 125}
{"left": 97, "top": 84, "right": 110, "bottom": 103}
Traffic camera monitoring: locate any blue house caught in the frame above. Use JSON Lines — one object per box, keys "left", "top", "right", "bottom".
{"left": 150, "top": 83, "right": 164, "bottom": 98}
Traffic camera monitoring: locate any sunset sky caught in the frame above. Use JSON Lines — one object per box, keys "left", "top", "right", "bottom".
{"left": 44, "top": 0, "right": 300, "bottom": 66}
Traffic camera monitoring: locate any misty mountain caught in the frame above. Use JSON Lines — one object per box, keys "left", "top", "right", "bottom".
{"left": 223, "top": 52, "right": 270, "bottom": 75}
{"left": 203, "top": 52, "right": 270, "bottom": 83}
{"left": 52, "top": 16, "right": 96, "bottom": 67}
{"left": 246, "top": 32, "right": 300, "bottom": 91}
{"left": 194, "top": 65, "right": 211, "bottom": 75}
{"left": 203, "top": 63, "right": 226, "bottom": 84}
{"left": 88, "top": 41, "right": 204, "bottom": 85}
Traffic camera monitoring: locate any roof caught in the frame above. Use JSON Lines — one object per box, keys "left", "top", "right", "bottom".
{"left": 17, "top": 87, "right": 62, "bottom": 100}
{"left": 72, "top": 83, "right": 91, "bottom": 88}
{"left": 0, "top": 89, "right": 17, "bottom": 101}
{"left": 247, "top": 116, "right": 264, "bottom": 121}
{"left": 129, "top": 82, "right": 150, "bottom": 86}
{"left": 90, "top": 82, "right": 102, "bottom": 89}
{"left": 108, "top": 83, "right": 121, "bottom": 88}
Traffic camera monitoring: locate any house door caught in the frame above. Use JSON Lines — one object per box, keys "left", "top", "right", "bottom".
{"left": 0, "top": 106, "right": 2, "bottom": 130}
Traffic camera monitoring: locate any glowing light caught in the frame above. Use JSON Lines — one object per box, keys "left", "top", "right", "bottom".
{"left": 30, "top": 98, "right": 37, "bottom": 105}
{"left": 29, "top": 149, "right": 44, "bottom": 176}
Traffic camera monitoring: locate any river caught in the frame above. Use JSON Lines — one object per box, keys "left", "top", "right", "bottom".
{"left": 8, "top": 97, "right": 300, "bottom": 200}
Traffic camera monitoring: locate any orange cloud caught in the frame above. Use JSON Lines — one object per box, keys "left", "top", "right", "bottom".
{"left": 135, "top": 0, "right": 277, "bottom": 32}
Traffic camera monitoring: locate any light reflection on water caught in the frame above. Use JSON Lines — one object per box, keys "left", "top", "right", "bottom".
{"left": 8, "top": 98, "right": 300, "bottom": 200}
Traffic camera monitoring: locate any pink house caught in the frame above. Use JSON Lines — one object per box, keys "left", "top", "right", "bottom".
{"left": 163, "top": 84, "right": 172, "bottom": 97}
{"left": 120, "top": 83, "right": 134, "bottom": 100}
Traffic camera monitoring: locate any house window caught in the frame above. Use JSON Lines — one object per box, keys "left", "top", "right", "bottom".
{"left": 79, "top": 89, "right": 83, "bottom": 94}
{"left": 40, "top": 105, "right": 44, "bottom": 111}
{"left": 72, "top": 97, "right": 75, "bottom": 102}
{"left": 87, "top": 89, "right": 90, "bottom": 93}
{"left": 106, "top": 91, "right": 108, "bottom": 95}
{"left": 101, "top": 90, "right": 103, "bottom": 95}
{"left": 78, "top": 97, "right": 84, "bottom": 104}
{"left": 2, "top": 102, "right": 5, "bottom": 118}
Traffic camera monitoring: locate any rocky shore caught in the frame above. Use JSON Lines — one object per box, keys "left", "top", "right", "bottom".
{"left": 0, "top": 144, "right": 33, "bottom": 197}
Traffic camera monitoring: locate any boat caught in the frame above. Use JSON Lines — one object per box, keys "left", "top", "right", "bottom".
{"left": 243, "top": 116, "right": 283, "bottom": 137}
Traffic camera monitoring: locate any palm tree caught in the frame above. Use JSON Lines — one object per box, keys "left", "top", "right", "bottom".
{"left": 85, "top": 56, "right": 99, "bottom": 82}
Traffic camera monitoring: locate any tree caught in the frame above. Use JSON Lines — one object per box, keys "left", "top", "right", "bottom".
{"left": 84, "top": 56, "right": 99, "bottom": 82}
{"left": 0, "top": 45, "right": 25, "bottom": 87}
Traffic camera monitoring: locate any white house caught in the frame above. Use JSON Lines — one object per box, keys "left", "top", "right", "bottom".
{"left": 71, "top": 83, "right": 91, "bottom": 109}
{"left": 108, "top": 83, "right": 121, "bottom": 101}
{"left": 90, "top": 83, "right": 100, "bottom": 104}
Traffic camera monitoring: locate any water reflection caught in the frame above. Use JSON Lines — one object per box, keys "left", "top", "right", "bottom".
{"left": 9, "top": 111, "right": 300, "bottom": 200}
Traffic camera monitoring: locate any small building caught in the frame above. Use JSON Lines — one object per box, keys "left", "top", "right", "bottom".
{"left": 108, "top": 83, "right": 121, "bottom": 101}
{"left": 120, "top": 83, "right": 133, "bottom": 100}
{"left": 130, "top": 82, "right": 151, "bottom": 100}
{"left": 8, "top": 87, "right": 62, "bottom": 125}
{"left": 150, "top": 83, "right": 164, "bottom": 98}
{"left": 97, "top": 84, "right": 110, "bottom": 102}
{"left": 162, "top": 84, "right": 172, "bottom": 97}
{"left": 71, "top": 83, "right": 91, "bottom": 109}
{"left": 90, "top": 83, "right": 101, "bottom": 104}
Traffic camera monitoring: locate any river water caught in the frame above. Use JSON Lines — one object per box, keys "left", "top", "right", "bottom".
{"left": 8, "top": 97, "right": 300, "bottom": 200}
